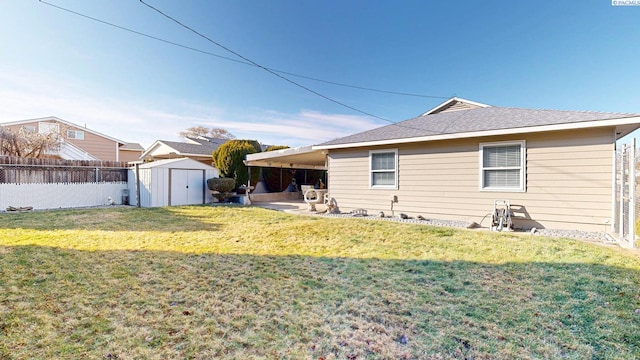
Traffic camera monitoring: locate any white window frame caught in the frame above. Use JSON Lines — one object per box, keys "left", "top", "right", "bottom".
{"left": 38, "top": 122, "right": 59, "bottom": 134}
{"left": 22, "top": 125, "right": 36, "bottom": 132}
{"left": 479, "top": 140, "right": 526, "bottom": 192}
{"left": 369, "top": 149, "right": 398, "bottom": 189}
{"left": 67, "top": 129, "right": 85, "bottom": 140}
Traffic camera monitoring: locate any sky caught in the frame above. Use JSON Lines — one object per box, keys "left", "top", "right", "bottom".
{"left": 1, "top": 0, "right": 639, "bottom": 149}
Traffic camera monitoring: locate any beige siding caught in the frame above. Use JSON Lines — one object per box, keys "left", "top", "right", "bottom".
{"left": 119, "top": 149, "right": 143, "bottom": 163}
{"left": 65, "top": 128, "right": 118, "bottom": 161}
{"left": 327, "top": 128, "right": 615, "bottom": 232}
{"left": 2, "top": 120, "right": 120, "bottom": 161}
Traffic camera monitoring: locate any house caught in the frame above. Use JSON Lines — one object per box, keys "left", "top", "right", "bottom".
{"left": 128, "top": 158, "right": 218, "bottom": 207}
{"left": 118, "top": 142, "right": 146, "bottom": 163}
{"left": 0, "top": 116, "right": 143, "bottom": 162}
{"left": 140, "top": 136, "right": 227, "bottom": 165}
{"left": 246, "top": 97, "right": 640, "bottom": 233}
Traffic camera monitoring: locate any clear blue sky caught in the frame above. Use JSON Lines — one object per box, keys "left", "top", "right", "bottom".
{"left": 1, "top": 0, "right": 639, "bottom": 148}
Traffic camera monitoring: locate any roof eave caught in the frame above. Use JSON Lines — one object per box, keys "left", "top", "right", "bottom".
{"left": 313, "top": 116, "right": 640, "bottom": 150}
{"left": 245, "top": 145, "right": 327, "bottom": 170}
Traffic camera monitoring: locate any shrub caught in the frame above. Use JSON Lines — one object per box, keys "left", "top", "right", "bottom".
{"left": 206, "top": 178, "right": 236, "bottom": 193}
{"left": 212, "top": 140, "right": 261, "bottom": 189}
{"left": 206, "top": 177, "right": 236, "bottom": 202}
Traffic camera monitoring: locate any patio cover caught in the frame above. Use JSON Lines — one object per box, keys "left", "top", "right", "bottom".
{"left": 244, "top": 145, "right": 326, "bottom": 170}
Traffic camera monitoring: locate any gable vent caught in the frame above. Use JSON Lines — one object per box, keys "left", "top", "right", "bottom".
{"left": 436, "top": 100, "right": 482, "bottom": 113}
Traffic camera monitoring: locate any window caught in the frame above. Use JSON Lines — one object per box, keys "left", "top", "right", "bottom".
{"left": 22, "top": 125, "right": 35, "bottom": 132}
{"left": 480, "top": 141, "right": 525, "bottom": 191}
{"left": 39, "top": 122, "right": 59, "bottom": 134}
{"left": 67, "top": 130, "right": 85, "bottom": 140}
{"left": 370, "top": 149, "right": 398, "bottom": 189}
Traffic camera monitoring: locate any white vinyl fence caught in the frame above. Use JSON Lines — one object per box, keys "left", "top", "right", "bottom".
{"left": 0, "top": 182, "right": 128, "bottom": 210}
{"left": 0, "top": 156, "right": 129, "bottom": 211}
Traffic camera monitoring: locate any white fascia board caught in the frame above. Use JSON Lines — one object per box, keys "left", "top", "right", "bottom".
{"left": 313, "top": 116, "right": 640, "bottom": 150}
{"left": 243, "top": 159, "right": 326, "bottom": 170}
{"left": 244, "top": 146, "right": 326, "bottom": 169}
{"left": 245, "top": 145, "right": 316, "bottom": 161}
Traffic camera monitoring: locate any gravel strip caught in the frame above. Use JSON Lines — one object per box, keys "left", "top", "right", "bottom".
{"left": 317, "top": 211, "right": 615, "bottom": 244}
{"left": 531, "top": 228, "right": 615, "bottom": 243}
{"left": 320, "top": 212, "right": 473, "bottom": 228}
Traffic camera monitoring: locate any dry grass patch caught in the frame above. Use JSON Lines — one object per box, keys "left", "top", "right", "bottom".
{"left": 1, "top": 206, "right": 639, "bottom": 359}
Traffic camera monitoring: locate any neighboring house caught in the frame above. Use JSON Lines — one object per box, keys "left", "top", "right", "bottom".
{"left": 246, "top": 97, "right": 640, "bottom": 232}
{"left": 0, "top": 116, "right": 143, "bottom": 162}
{"left": 119, "top": 142, "right": 145, "bottom": 163}
{"left": 140, "top": 136, "right": 227, "bottom": 165}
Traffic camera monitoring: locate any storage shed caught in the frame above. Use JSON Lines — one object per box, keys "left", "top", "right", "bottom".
{"left": 128, "top": 158, "right": 219, "bottom": 207}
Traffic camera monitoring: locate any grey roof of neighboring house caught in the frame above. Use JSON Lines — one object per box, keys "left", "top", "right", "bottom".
{"left": 186, "top": 136, "right": 228, "bottom": 147}
{"left": 318, "top": 106, "right": 640, "bottom": 147}
{"left": 120, "top": 142, "right": 145, "bottom": 151}
{"left": 159, "top": 139, "right": 222, "bottom": 155}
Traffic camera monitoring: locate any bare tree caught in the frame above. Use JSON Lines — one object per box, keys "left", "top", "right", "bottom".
{"left": 179, "top": 126, "right": 236, "bottom": 140}
{"left": 0, "top": 126, "right": 63, "bottom": 158}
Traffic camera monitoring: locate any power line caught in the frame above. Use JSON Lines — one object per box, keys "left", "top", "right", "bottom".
{"left": 38, "top": 0, "right": 454, "bottom": 135}
{"left": 139, "top": 0, "right": 398, "bottom": 123}
{"left": 38, "top": 0, "right": 449, "bottom": 100}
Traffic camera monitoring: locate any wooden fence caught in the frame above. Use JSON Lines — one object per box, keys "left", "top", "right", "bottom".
{"left": 0, "top": 156, "right": 129, "bottom": 184}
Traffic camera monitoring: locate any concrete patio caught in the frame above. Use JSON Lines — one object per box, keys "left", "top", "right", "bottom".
{"left": 251, "top": 199, "right": 329, "bottom": 214}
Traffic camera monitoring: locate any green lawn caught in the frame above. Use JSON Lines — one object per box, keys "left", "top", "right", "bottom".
{"left": 1, "top": 206, "right": 639, "bottom": 359}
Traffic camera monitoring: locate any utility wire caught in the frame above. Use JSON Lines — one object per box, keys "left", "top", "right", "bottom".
{"left": 264, "top": 71, "right": 448, "bottom": 99}
{"left": 38, "top": 0, "right": 454, "bottom": 134}
{"left": 37, "top": 1, "right": 448, "bottom": 100}
{"left": 138, "top": 0, "right": 399, "bottom": 123}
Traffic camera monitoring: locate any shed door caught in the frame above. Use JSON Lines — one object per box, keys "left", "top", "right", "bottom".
{"left": 170, "top": 169, "right": 204, "bottom": 206}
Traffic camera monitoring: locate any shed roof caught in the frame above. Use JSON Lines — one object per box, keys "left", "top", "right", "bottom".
{"left": 134, "top": 157, "right": 216, "bottom": 170}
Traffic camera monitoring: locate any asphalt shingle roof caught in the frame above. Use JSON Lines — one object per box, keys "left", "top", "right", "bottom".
{"left": 319, "top": 106, "right": 639, "bottom": 147}
{"left": 120, "top": 142, "right": 145, "bottom": 151}
{"left": 159, "top": 139, "right": 222, "bottom": 155}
